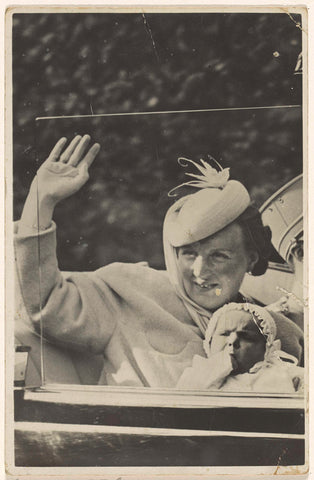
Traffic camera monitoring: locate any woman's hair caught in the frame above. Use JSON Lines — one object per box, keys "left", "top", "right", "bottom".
{"left": 235, "top": 205, "right": 272, "bottom": 276}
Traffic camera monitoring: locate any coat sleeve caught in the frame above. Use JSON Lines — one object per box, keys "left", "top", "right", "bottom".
{"left": 14, "top": 222, "right": 117, "bottom": 354}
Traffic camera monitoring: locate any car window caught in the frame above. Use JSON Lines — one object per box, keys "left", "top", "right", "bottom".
{"left": 14, "top": 110, "right": 304, "bottom": 396}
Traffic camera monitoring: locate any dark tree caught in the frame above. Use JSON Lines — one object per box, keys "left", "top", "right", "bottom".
{"left": 13, "top": 12, "right": 302, "bottom": 270}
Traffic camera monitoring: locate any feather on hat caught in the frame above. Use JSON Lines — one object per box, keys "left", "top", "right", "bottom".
{"left": 164, "top": 158, "right": 251, "bottom": 247}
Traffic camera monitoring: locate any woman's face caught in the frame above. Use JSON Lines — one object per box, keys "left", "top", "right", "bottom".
{"left": 177, "top": 222, "right": 257, "bottom": 310}
{"left": 210, "top": 310, "right": 266, "bottom": 374}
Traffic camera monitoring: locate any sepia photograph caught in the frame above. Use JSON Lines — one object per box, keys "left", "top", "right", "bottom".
{"left": 6, "top": 5, "right": 307, "bottom": 478}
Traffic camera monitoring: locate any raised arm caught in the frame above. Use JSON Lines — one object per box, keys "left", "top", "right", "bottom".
{"left": 19, "top": 135, "right": 100, "bottom": 235}
{"left": 15, "top": 135, "right": 118, "bottom": 354}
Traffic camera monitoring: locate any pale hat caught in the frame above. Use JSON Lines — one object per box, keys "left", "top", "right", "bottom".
{"left": 164, "top": 158, "right": 251, "bottom": 247}
{"left": 260, "top": 175, "right": 303, "bottom": 262}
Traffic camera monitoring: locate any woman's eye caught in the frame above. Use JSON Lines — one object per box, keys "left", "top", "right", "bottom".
{"left": 182, "top": 250, "right": 196, "bottom": 257}
{"left": 212, "top": 252, "right": 229, "bottom": 260}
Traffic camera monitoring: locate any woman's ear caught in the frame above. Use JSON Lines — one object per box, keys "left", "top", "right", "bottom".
{"left": 247, "top": 250, "right": 259, "bottom": 273}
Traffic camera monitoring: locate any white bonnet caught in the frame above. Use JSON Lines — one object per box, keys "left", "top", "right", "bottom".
{"left": 203, "top": 302, "right": 277, "bottom": 358}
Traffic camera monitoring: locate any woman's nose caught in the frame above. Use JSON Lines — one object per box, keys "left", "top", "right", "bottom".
{"left": 192, "top": 255, "right": 209, "bottom": 279}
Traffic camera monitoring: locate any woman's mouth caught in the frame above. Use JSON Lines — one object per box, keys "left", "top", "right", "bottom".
{"left": 193, "top": 280, "right": 220, "bottom": 292}
{"left": 197, "top": 282, "right": 212, "bottom": 289}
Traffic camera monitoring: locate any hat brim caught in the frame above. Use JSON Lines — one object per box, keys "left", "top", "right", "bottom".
{"left": 164, "top": 180, "right": 250, "bottom": 247}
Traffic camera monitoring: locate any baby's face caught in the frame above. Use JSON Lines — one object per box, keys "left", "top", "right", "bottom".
{"left": 210, "top": 310, "right": 266, "bottom": 374}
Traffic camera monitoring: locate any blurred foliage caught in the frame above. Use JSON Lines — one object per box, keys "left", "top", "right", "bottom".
{"left": 13, "top": 12, "right": 302, "bottom": 270}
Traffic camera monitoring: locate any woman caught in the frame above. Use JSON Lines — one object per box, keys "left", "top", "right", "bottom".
{"left": 15, "top": 135, "right": 303, "bottom": 387}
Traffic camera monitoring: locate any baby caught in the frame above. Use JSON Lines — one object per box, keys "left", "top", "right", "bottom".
{"left": 177, "top": 302, "right": 303, "bottom": 393}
